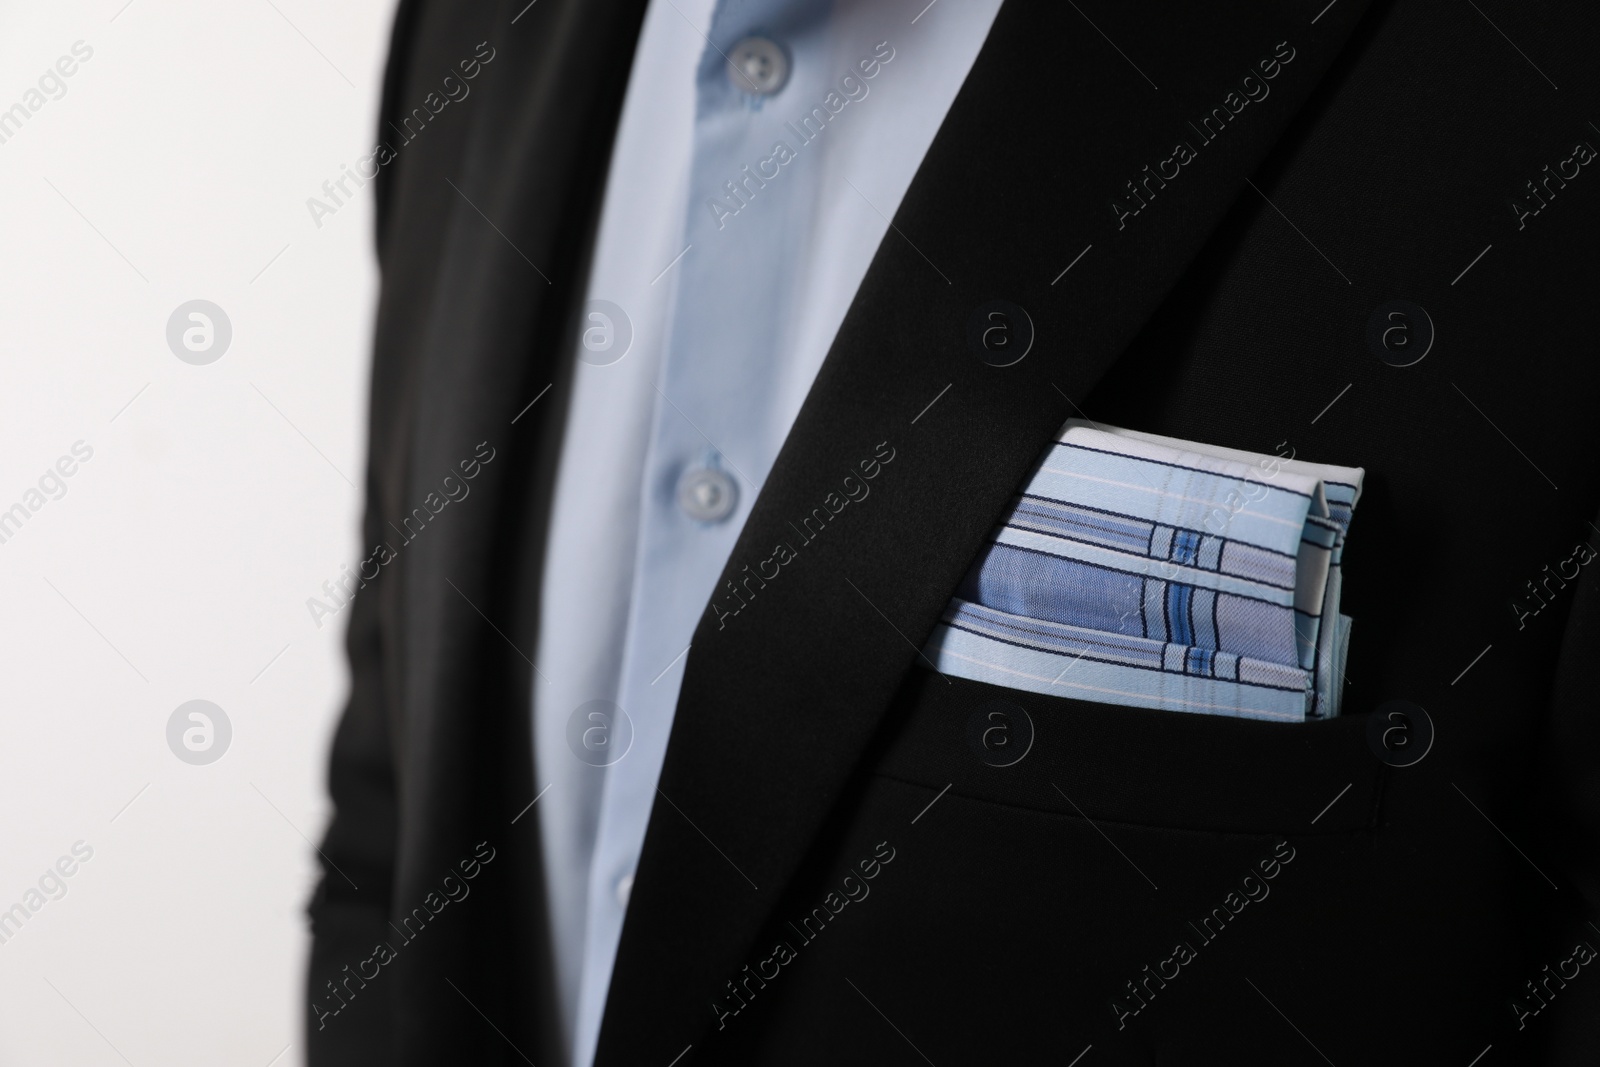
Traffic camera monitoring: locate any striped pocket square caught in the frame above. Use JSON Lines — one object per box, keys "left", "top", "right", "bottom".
{"left": 924, "top": 420, "right": 1364, "bottom": 722}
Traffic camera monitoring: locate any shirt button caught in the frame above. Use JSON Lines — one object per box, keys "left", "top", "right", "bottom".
{"left": 615, "top": 871, "right": 634, "bottom": 907}
{"left": 728, "top": 36, "right": 789, "bottom": 95}
{"left": 678, "top": 466, "right": 738, "bottom": 523}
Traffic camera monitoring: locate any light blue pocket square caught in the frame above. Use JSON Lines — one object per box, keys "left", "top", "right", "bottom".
{"left": 924, "top": 421, "right": 1364, "bottom": 722}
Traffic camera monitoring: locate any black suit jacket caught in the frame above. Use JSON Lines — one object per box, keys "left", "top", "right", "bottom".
{"left": 307, "top": 1, "right": 1600, "bottom": 1063}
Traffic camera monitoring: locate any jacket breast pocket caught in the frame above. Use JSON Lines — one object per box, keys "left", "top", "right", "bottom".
{"left": 871, "top": 669, "right": 1386, "bottom": 836}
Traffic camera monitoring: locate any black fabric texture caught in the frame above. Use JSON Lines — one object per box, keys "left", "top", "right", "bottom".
{"left": 309, "top": 0, "right": 1600, "bottom": 1063}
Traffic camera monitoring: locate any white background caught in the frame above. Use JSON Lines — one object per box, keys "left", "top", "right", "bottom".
{"left": 0, "top": 1, "right": 396, "bottom": 1063}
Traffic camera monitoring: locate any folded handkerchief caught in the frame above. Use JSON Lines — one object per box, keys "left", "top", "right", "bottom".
{"left": 924, "top": 420, "right": 1364, "bottom": 722}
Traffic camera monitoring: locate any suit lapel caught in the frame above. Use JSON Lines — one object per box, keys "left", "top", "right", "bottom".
{"left": 595, "top": 0, "right": 1377, "bottom": 1061}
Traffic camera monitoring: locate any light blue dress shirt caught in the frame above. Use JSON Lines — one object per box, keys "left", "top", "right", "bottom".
{"left": 531, "top": 1, "right": 1003, "bottom": 1064}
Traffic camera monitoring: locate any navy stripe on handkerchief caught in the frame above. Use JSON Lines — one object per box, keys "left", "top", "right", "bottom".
{"left": 925, "top": 421, "right": 1364, "bottom": 722}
